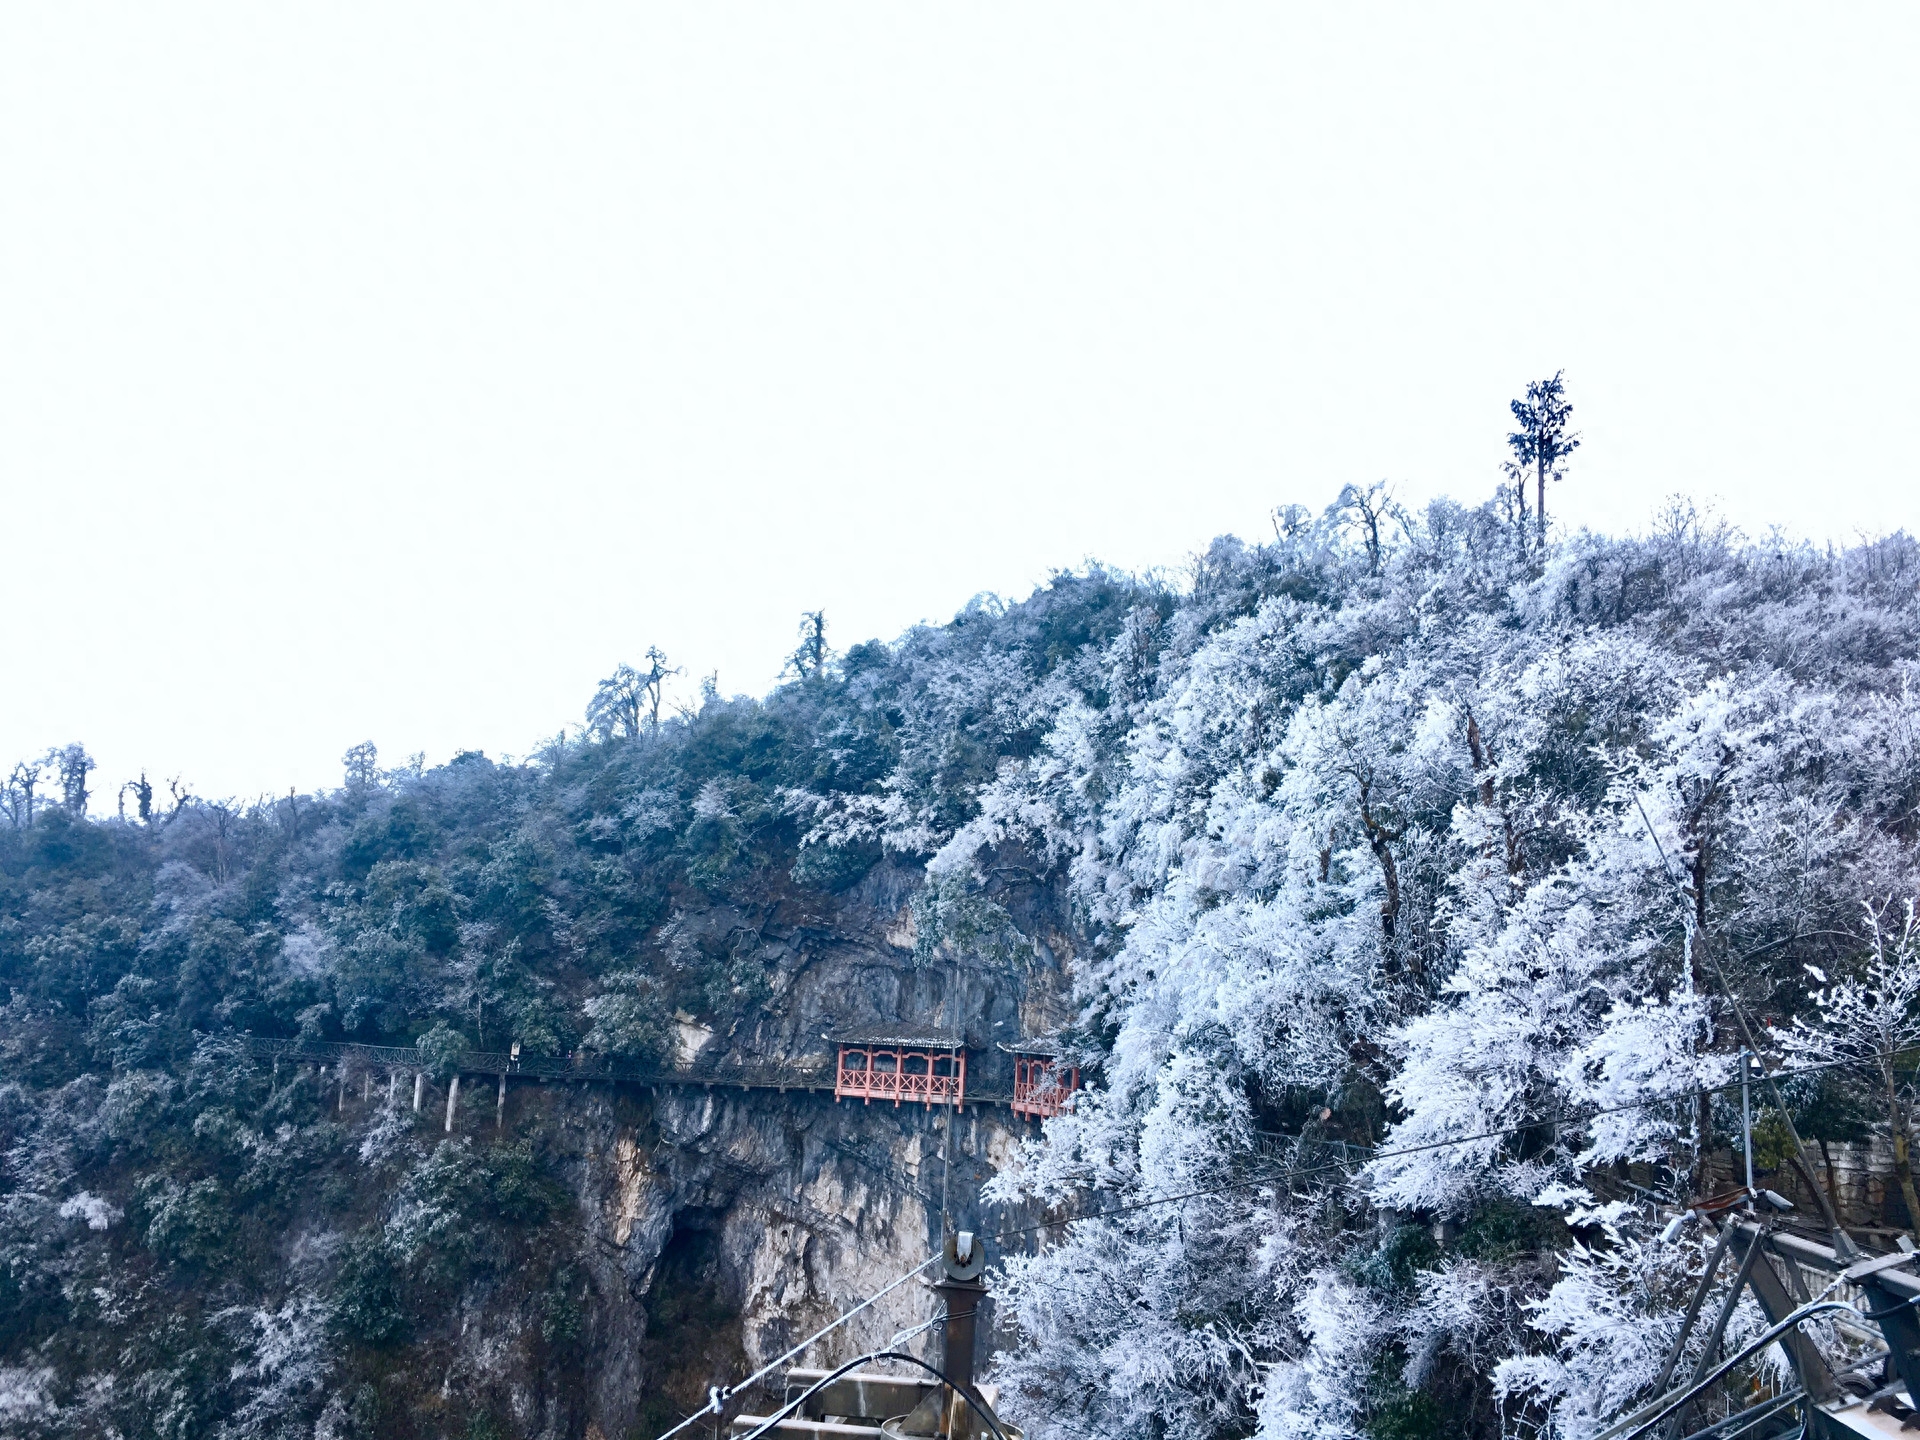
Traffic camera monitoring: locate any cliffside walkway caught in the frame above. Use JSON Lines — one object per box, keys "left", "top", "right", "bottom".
{"left": 231, "top": 1033, "right": 1017, "bottom": 1109}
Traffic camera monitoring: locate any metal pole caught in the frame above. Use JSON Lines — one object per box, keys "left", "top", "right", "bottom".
{"left": 1741, "top": 1050, "right": 1754, "bottom": 1195}
{"left": 1663, "top": 1228, "right": 1765, "bottom": 1439}
{"left": 1648, "top": 1220, "right": 1737, "bottom": 1402}
{"left": 943, "top": 959, "right": 958, "bottom": 1237}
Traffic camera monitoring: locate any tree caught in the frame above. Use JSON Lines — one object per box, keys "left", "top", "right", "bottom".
{"left": 52, "top": 743, "right": 94, "bottom": 814}
{"left": 3, "top": 756, "right": 42, "bottom": 828}
{"left": 1504, "top": 371, "right": 1580, "bottom": 546}
{"left": 1334, "top": 481, "right": 1397, "bottom": 575}
{"left": 785, "top": 610, "right": 830, "bottom": 682}
{"left": 586, "top": 647, "right": 678, "bottom": 740}
{"left": 343, "top": 741, "right": 380, "bottom": 789}
{"left": 118, "top": 771, "right": 155, "bottom": 824}
{"left": 1775, "top": 900, "right": 1920, "bottom": 1241}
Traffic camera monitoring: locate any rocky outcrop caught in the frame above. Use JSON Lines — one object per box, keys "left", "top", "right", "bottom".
{"left": 493, "top": 862, "right": 1073, "bottom": 1437}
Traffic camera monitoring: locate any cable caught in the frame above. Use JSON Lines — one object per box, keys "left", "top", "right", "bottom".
{"left": 651, "top": 1255, "right": 942, "bottom": 1440}
{"left": 735, "top": 1349, "right": 1010, "bottom": 1440}
{"left": 1593, "top": 1300, "right": 1861, "bottom": 1440}
{"left": 1674, "top": 1387, "right": 1804, "bottom": 1440}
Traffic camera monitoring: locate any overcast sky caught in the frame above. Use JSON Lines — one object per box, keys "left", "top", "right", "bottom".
{"left": 3, "top": 3, "right": 1916, "bottom": 805}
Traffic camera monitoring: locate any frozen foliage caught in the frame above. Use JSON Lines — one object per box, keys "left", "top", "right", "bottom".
{"left": 977, "top": 501, "right": 1920, "bottom": 1437}
{"left": 55, "top": 1192, "right": 120, "bottom": 1231}
{"left": 4, "top": 443, "right": 1919, "bottom": 1436}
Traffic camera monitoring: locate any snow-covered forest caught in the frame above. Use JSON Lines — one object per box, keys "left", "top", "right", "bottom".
{"left": 5, "top": 386, "right": 1920, "bottom": 1439}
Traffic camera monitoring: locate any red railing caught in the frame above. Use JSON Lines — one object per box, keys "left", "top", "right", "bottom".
{"left": 834, "top": 1048, "right": 966, "bottom": 1108}
{"left": 1011, "top": 1057, "right": 1078, "bottom": 1119}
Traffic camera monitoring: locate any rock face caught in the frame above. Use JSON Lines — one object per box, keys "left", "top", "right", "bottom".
{"left": 2, "top": 807, "right": 1084, "bottom": 1440}
{"left": 509, "top": 862, "right": 1073, "bottom": 1438}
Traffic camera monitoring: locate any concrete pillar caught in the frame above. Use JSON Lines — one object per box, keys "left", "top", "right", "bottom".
{"left": 338, "top": 1071, "right": 347, "bottom": 1112}
{"left": 387, "top": 1071, "right": 397, "bottom": 1108}
{"left": 363, "top": 1072, "right": 372, "bottom": 1101}
{"left": 445, "top": 1074, "right": 460, "bottom": 1133}
{"left": 496, "top": 1072, "right": 507, "bottom": 1130}
{"left": 413, "top": 1072, "right": 424, "bottom": 1113}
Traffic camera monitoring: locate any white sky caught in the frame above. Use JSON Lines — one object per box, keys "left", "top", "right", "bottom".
{"left": 3, "top": 4, "right": 1916, "bottom": 805}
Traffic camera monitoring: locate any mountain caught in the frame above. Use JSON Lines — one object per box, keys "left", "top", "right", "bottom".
{"left": 5, "top": 480, "right": 1919, "bottom": 1440}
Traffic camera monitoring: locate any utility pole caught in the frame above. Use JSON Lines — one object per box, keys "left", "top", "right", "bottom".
{"left": 1741, "top": 1049, "right": 1755, "bottom": 1195}
{"left": 942, "top": 953, "right": 958, "bottom": 1238}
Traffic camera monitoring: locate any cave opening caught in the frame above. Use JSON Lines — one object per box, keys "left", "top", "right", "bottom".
{"left": 632, "top": 1211, "right": 749, "bottom": 1439}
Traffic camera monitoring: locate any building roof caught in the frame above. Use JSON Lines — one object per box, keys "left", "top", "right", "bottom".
{"left": 826, "top": 1026, "right": 966, "bottom": 1050}
{"left": 996, "top": 1037, "right": 1068, "bottom": 1058}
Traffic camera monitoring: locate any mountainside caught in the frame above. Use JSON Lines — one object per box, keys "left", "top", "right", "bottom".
{"left": 5, "top": 484, "right": 1920, "bottom": 1440}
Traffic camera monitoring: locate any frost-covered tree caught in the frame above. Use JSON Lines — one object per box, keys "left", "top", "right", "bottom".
{"left": 1776, "top": 900, "right": 1920, "bottom": 1241}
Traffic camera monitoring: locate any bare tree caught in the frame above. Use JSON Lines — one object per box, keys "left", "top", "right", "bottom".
{"left": 1334, "top": 481, "right": 1398, "bottom": 575}
{"left": 587, "top": 647, "right": 679, "bottom": 740}
{"left": 1504, "top": 371, "right": 1581, "bottom": 547}
{"left": 4, "top": 757, "right": 43, "bottom": 829}
{"left": 205, "top": 800, "right": 241, "bottom": 885}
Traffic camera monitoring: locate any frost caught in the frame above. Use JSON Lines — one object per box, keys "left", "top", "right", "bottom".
{"left": 57, "top": 1191, "right": 121, "bottom": 1230}
{"left": 0, "top": 1368, "right": 56, "bottom": 1425}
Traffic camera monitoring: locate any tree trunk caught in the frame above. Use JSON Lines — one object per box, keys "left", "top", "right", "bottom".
{"left": 1464, "top": 713, "right": 1523, "bottom": 879}
{"left": 1818, "top": 1135, "right": 1842, "bottom": 1224}
{"left": 1887, "top": 1071, "right": 1920, "bottom": 1243}
{"left": 1696, "top": 1092, "right": 1714, "bottom": 1193}
{"left": 1536, "top": 457, "right": 1547, "bottom": 545}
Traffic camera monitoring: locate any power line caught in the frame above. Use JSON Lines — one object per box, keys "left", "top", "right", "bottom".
{"left": 651, "top": 1253, "right": 943, "bottom": 1440}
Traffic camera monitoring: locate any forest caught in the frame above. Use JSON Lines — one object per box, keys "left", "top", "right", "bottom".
{"left": 5, "top": 388, "right": 1920, "bottom": 1440}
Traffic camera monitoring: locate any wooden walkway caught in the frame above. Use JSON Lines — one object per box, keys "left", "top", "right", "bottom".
{"left": 232, "top": 1034, "right": 1016, "bottom": 1108}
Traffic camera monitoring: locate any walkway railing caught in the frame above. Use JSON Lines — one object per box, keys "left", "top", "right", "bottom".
{"left": 833, "top": 1047, "right": 966, "bottom": 1108}
{"left": 1010, "top": 1057, "right": 1078, "bottom": 1119}
{"left": 229, "top": 1033, "right": 1011, "bottom": 1105}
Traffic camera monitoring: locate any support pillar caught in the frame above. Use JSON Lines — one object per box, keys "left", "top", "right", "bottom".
{"left": 338, "top": 1070, "right": 347, "bottom": 1113}
{"left": 413, "top": 1071, "right": 424, "bottom": 1113}
{"left": 936, "top": 1232, "right": 990, "bottom": 1439}
{"left": 496, "top": 1072, "right": 507, "bottom": 1130}
{"left": 387, "top": 1071, "right": 397, "bottom": 1108}
{"left": 445, "top": 1074, "right": 460, "bottom": 1133}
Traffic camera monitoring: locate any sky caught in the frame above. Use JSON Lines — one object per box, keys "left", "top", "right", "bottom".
{"left": 3, "top": 3, "right": 1917, "bottom": 805}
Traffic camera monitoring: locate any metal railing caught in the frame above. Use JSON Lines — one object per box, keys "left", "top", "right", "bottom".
{"left": 225, "top": 1032, "right": 1019, "bottom": 1105}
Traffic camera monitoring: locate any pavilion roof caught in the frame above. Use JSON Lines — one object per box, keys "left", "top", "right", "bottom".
{"left": 826, "top": 1026, "right": 966, "bottom": 1050}
{"left": 996, "top": 1037, "right": 1067, "bottom": 1058}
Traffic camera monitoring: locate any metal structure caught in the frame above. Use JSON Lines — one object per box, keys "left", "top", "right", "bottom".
{"left": 726, "top": 1232, "right": 1018, "bottom": 1439}
{"left": 829, "top": 1028, "right": 968, "bottom": 1110}
{"left": 998, "top": 1040, "right": 1079, "bottom": 1121}
{"left": 1590, "top": 1198, "right": 1920, "bottom": 1440}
